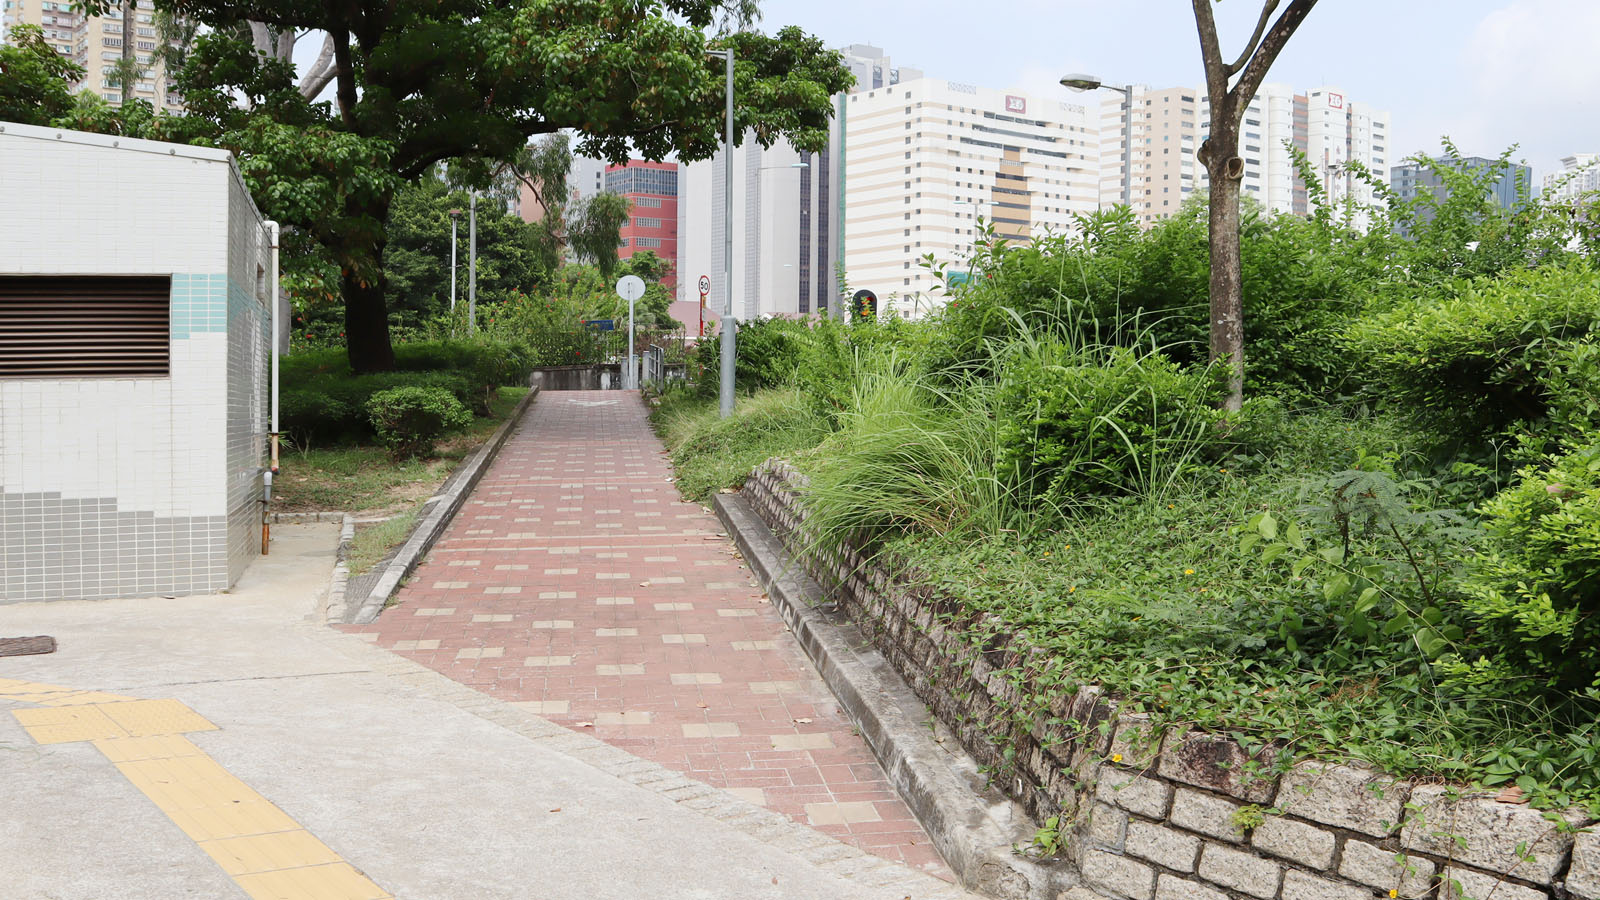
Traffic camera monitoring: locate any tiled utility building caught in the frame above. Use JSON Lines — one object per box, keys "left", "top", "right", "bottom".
{"left": 0, "top": 121, "right": 273, "bottom": 602}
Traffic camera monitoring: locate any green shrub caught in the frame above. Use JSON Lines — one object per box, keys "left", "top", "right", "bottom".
{"left": 653, "top": 387, "right": 830, "bottom": 501}
{"left": 365, "top": 386, "right": 473, "bottom": 460}
{"left": 1343, "top": 264, "right": 1600, "bottom": 435}
{"left": 280, "top": 339, "right": 529, "bottom": 444}
{"left": 689, "top": 317, "right": 811, "bottom": 400}
{"left": 1448, "top": 442, "right": 1600, "bottom": 697}
{"left": 995, "top": 344, "right": 1219, "bottom": 503}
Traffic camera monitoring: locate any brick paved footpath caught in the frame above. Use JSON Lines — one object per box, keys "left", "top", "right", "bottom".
{"left": 345, "top": 391, "right": 949, "bottom": 877}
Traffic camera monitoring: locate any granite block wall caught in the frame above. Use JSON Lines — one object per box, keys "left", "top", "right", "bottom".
{"left": 740, "top": 461, "right": 1598, "bottom": 900}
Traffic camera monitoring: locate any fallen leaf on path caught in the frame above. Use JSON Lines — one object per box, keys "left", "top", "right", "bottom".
{"left": 793, "top": 718, "right": 812, "bottom": 724}
{"left": 549, "top": 808, "right": 562, "bottom": 813}
{"left": 1496, "top": 785, "right": 1528, "bottom": 804}
{"left": 576, "top": 721, "right": 594, "bottom": 728}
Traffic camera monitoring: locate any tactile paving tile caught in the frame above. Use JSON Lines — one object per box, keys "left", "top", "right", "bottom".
{"left": 95, "top": 698, "right": 218, "bottom": 736}
{"left": 11, "top": 704, "right": 129, "bottom": 743}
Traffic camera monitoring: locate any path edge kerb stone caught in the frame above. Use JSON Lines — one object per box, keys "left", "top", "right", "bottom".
{"left": 715, "top": 492, "right": 1063, "bottom": 900}
{"left": 352, "top": 386, "right": 541, "bottom": 624}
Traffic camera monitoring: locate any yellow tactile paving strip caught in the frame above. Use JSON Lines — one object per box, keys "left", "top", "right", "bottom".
{"left": 0, "top": 678, "right": 390, "bottom": 900}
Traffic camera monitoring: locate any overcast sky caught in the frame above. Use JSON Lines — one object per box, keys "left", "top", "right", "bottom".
{"left": 753, "top": 0, "right": 1599, "bottom": 180}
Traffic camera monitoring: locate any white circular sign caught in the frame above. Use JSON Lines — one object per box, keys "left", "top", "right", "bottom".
{"left": 697, "top": 274, "right": 711, "bottom": 295}
{"left": 615, "top": 275, "right": 646, "bottom": 302}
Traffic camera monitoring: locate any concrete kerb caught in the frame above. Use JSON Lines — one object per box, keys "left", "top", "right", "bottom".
{"left": 323, "top": 513, "right": 356, "bottom": 624}
{"left": 715, "top": 493, "right": 1068, "bottom": 900}
{"left": 350, "top": 386, "right": 541, "bottom": 624}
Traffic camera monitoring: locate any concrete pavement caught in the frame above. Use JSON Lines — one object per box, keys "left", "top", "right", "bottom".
{"left": 0, "top": 523, "right": 970, "bottom": 900}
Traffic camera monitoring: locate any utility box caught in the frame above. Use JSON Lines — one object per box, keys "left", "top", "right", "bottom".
{"left": 0, "top": 122, "right": 272, "bottom": 603}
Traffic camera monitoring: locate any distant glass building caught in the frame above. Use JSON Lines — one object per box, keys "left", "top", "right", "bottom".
{"left": 1389, "top": 155, "right": 1533, "bottom": 232}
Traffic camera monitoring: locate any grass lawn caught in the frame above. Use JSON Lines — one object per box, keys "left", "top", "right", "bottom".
{"left": 274, "top": 386, "right": 529, "bottom": 514}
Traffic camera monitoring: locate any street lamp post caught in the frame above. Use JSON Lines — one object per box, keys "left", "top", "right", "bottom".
{"left": 705, "top": 46, "right": 737, "bottom": 418}
{"left": 1061, "top": 74, "right": 1135, "bottom": 210}
{"left": 468, "top": 191, "right": 478, "bottom": 334}
{"left": 448, "top": 208, "right": 461, "bottom": 323}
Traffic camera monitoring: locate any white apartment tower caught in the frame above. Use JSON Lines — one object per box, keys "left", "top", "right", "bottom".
{"left": 1543, "top": 154, "right": 1600, "bottom": 202}
{"left": 1175, "top": 84, "right": 1393, "bottom": 221}
{"left": 842, "top": 77, "right": 1100, "bottom": 317}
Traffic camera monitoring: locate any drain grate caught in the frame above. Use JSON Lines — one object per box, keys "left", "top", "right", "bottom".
{"left": 0, "top": 636, "right": 57, "bottom": 657}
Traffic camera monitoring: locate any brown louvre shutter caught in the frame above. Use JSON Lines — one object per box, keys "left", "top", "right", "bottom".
{"left": 0, "top": 275, "right": 171, "bottom": 378}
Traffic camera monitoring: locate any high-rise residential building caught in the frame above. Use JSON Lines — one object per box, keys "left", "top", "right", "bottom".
{"left": 1390, "top": 154, "right": 1533, "bottom": 233}
{"left": 606, "top": 160, "right": 680, "bottom": 290}
{"left": 840, "top": 76, "right": 1099, "bottom": 316}
{"left": 1542, "top": 154, "right": 1600, "bottom": 202}
{"left": 1173, "top": 84, "right": 1392, "bottom": 222}
{"left": 2, "top": 1, "right": 185, "bottom": 110}
{"left": 678, "top": 132, "right": 839, "bottom": 323}
{"left": 1097, "top": 85, "right": 1202, "bottom": 226}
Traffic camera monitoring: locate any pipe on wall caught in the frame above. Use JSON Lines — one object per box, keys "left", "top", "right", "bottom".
{"left": 264, "top": 220, "right": 281, "bottom": 555}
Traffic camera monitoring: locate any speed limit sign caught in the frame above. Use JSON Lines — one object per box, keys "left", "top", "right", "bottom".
{"left": 697, "top": 274, "right": 711, "bottom": 296}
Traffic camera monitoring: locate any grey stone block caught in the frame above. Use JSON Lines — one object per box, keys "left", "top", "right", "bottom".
{"left": 1056, "top": 890, "right": 1113, "bottom": 900}
{"left": 1274, "top": 761, "right": 1408, "bottom": 837}
{"left": 1439, "top": 866, "right": 1546, "bottom": 900}
{"left": 1125, "top": 821, "right": 1201, "bottom": 874}
{"left": 1569, "top": 831, "right": 1600, "bottom": 900}
{"left": 1158, "top": 732, "right": 1277, "bottom": 803}
{"left": 1096, "top": 766, "right": 1172, "bottom": 820}
{"left": 1280, "top": 870, "right": 1377, "bottom": 900}
{"left": 1169, "top": 787, "right": 1247, "bottom": 844}
{"left": 1337, "top": 840, "right": 1436, "bottom": 898}
{"left": 1087, "top": 802, "right": 1128, "bottom": 851}
{"left": 1108, "top": 714, "right": 1164, "bottom": 770}
{"left": 1197, "top": 843, "right": 1282, "bottom": 898}
{"left": 1080, "top": 848, "right": 1156, "bottom": 900}
{"left": 1251, "top": 815, "right": 1336, "bottom": 869}
{"left": 1153, "top": 873, "right": 1229, "bottom": 900}
{"left": 1401, "top": 785, "right": 1581, "bottom": 884}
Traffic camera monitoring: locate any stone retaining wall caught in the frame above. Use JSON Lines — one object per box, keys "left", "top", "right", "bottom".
{"left": 740, "top": 461, "right": 1598, "bottom": 900}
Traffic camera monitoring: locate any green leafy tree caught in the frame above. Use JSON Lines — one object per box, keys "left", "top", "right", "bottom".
{"left": 383, "top": 176, "right": 555, "bottom": 331}
{"left": 0, "top": 24, "right": 85, "bottom": 125}
{"left": 122, "top": 0, "right": 851, "bottom": 372}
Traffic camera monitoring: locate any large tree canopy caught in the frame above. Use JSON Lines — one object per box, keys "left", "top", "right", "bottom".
{"left": 95, "top": 0, "right": 853, "bottom": 371}
{"left": 0, "top": 24, "right": 85, "bottom": 125}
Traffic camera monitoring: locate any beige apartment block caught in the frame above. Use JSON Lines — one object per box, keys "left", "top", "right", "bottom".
{"left": 1098, "top": 86, "right": 1202, "bottom": 227}
{"left": 2, "top": 0, "right": 184, "bottom": 111}
{"left": 842, "top": 76, "right": 1099, "bottom": 317}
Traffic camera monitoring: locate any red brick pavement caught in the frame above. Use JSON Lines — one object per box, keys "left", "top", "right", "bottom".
{"left": 343, "top": 391, "right": 950, "bottom": 877}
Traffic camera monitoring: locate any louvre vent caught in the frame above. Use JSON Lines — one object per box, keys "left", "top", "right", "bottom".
{"left": 0, "top": 275, "right": 171, "bottom": 378}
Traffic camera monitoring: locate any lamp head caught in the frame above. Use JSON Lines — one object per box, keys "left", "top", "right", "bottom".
{"left": 1060, "top": 73, "right": 1103, "bottom": 92}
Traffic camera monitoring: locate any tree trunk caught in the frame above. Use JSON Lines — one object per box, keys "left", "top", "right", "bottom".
{"left": 120, "top": 0, "right": 134, "bottom": 105}
{"left": 1207, "top": 164, "right": 1245, "bottom": 411}
{"left": 342, "top": 269, "right": 396, "bottom": 373}
{"left": 338, "top": 194, "right": 397, "bottom": 373}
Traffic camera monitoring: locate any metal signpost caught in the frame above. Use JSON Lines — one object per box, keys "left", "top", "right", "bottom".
{"left": 616, "top": 274, "right": 646, "bottom": 390}
{"left": 697, "top": 274, "right": 710, "bottom": 337}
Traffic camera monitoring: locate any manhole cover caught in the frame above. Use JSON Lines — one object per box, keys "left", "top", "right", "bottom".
{"left": 0, "top": 636, "right": 56, "bottom": 657}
